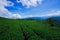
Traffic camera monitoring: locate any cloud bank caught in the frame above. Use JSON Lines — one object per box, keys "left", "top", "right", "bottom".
{"left": 0, "top": 0, "right": 22, "bottom": 19}
{"left": 17, "top": 0, "right": 42, "bottom": 8}
{"left": 22, "top": 10, "right": 60, "bottom": 18}
{"left": 0, "top": 0, "right": 60, "bottom": 19}
{"left": 40, "top": 10, "right": 60, "bottom": 17}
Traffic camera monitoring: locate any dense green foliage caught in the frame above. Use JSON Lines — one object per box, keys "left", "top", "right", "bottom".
{"left": 0, "top": 17, "right": 60, "bottom": 40}
{"left": 47, "top": 18, "right": 60, "bottom": 27}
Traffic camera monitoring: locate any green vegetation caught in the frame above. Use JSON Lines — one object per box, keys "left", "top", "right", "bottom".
{"left": 0, "top": 17, "right": 60, "bottom": 40}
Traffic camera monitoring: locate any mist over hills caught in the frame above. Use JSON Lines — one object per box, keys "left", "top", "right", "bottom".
{"left": 20, "top": 16, "right": 60, "bottom": 21}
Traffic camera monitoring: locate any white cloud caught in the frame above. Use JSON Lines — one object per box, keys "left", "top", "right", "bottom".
{"left": 0, "top": 0, "right": 22, "bottom": 19}
{"left": 39, "top": 10, "right": 60, "bottom": 17}
{"left": 17, "top": 0, "right": 42, "bottom": 8}
{"left": 23, "top": 10, "right": 60, "bottom": 18}
{"left": 12, "top": 14, "right": 22, "bottom": 19}
{"left": 0, "top": 0, "right": 60, "bottom": 19}
{"left": 0, "top": 0, "right": 14, "bottom": 7}
{"left": 7, "top": 1, "right": 14, "bottom": 6}
{"left": 22, "top": 15, "right": 33, "bottom": 18}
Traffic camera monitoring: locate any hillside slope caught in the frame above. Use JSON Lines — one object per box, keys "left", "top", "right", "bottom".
{"left": 0, "top": 17, "right": 60, "bottom": 40}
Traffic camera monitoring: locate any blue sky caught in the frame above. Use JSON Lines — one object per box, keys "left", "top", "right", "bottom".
{"left": 0, "top": 0, "right": 60, "bottom": 18}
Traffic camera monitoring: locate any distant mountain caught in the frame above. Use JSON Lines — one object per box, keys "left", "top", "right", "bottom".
{"left": 50, "top": 16, "right": 60, "bottom": 22}
{"left": 20, "top": 17, "right": 48, "bottom": 20}
{"left": 0, "top": 16, "right": 60, "bottom": 21}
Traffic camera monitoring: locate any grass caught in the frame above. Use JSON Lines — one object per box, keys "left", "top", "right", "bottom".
{"left": 0, "top": 17, "right": 60, "bottom": 40}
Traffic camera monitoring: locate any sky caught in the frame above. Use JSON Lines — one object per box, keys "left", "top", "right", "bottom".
{"left": 0, "top": 0, "right": 60, "bottom": 18}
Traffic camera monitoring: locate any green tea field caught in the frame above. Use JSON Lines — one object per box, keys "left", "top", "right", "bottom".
{"left": 0, "top": 17, "right": 60, "bottom": 40}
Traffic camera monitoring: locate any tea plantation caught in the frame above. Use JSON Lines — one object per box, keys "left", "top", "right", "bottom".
{"left": 0, "top": 17, "right": 60, "bottom": 40}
